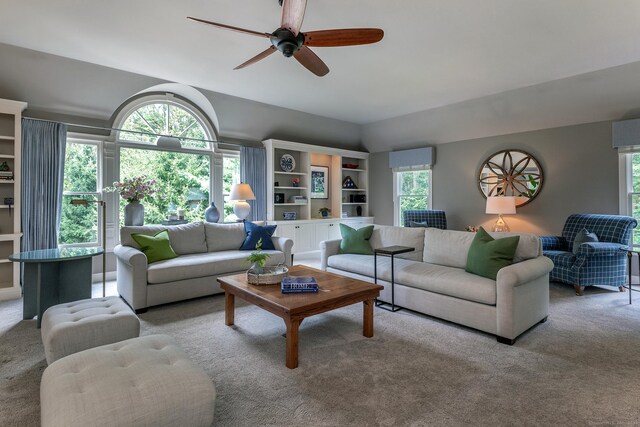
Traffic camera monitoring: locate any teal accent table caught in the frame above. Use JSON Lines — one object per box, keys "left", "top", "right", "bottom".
{"left": 9, "top": 247, "right": 104, "bottom": 328}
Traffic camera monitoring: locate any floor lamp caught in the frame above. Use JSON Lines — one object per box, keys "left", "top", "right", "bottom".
{"left": 70, "top": 199, "right": 107, "bottom": 297}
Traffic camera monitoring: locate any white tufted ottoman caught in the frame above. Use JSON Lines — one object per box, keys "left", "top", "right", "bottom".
{"left": 41, "top": 296, "right": 140, "bottom": 365}
{"left": 40, "top": 334, "right": 216, "bottom": 427}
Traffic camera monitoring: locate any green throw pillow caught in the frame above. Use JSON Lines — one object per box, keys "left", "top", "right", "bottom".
{"left": 339, "top": 224, "right": 374, "bottom": 255}
{"left": 131, "top": 230, "right": 178, "bottom": 264}
{"left": 465, "top": 227, "right": 520, "bottom": 280}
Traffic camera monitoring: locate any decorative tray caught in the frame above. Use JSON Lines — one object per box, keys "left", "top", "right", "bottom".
{"left": 247, "top": 265, "right": 289, "bottom": 285}
{"left": 342, "top": 163, "right": 359, "bottom": 169}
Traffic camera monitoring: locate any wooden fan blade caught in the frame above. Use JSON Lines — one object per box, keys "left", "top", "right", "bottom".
{"left": 304, "top": 28, "right": 384, "bottom": 47}
{"left": 187, "top": 17, "right": 274, "bottom": 39}
{"left": 234, "top": 46, "right": 277, "bottom": 70}
{"left": 281, "top": 0, "right": 307, "bottom": 36}
{"left": 293, "top": 46, "right": 329, "bottom": 77}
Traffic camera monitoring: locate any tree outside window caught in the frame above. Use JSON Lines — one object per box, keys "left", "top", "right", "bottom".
{"left": 223, "top": 155, "right": 240, "bottom": 222}
{"left": 116, "top": 98, "right": 214, "bottom": 226}
{"left": 630, "top": 153, "right": 640, "bottom": 245}
{"left": 395, "top": 169, "right": 431, "bottom": 226}
{"left": 59, "top": 141, "right": 100, "bottom": 245}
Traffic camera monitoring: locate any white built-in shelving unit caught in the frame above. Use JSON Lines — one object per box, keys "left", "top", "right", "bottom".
{"left": 0, "top": 99, "right": 26, "bottom": 301}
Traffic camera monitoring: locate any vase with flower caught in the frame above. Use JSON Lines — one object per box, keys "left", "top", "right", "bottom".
{"left": 104, "top": 176, "right": 157, "bottom": 226}
{"left": 291, "top": 177, "right": 300, "bottom": 187}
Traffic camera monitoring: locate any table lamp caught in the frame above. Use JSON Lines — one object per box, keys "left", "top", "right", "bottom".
{"left": 229, "top": 183, "right": 256, "bottom": 222}
{"left": 70, "top": 199, "right": 106, "bottom": 297}
{"left": 485, "top": 196, "right": 516, "bottom": 232}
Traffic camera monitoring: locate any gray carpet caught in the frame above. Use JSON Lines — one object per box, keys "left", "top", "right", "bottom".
{"left": 2, "top": 281, "right": 640, "bottom": 426}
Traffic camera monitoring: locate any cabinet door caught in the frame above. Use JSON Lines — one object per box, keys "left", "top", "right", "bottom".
{"left": 328, "top": 222, "right": 342, "bottom": 240}
{"left": 315, "top": 223, "right": 330, "bottom": 243}
{"left": 275, "top": 224, "right": 296, "bottom": 241}
{"left": 295, "top": 224, "right": 316, "bottom": 253}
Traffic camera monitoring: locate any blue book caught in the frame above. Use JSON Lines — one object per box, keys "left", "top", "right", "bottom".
{"left": 282, "top": 288, "right": 319, "bottom": 294}
{"left": 281, "top": 277, "right": 318, "bottom": 293}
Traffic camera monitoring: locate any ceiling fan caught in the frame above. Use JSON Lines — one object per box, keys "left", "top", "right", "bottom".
{"left": 187, "top": 0, "right": 384, "bottom": 77}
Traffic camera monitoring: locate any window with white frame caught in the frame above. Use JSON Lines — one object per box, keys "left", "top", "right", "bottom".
{"left": 393, "top": 167, "right": 432, "bottom": 226}
{"left": 115, "top": 95, "right": 215, "bottom": 225}
{"left": 222, "top": 154, "right": 240, "bottom": 222}
{"left": 621, "top": 152, "right": 640, "bottom": 246}
{"left": 59, "top": 139, "right": 102, "bottom": 245}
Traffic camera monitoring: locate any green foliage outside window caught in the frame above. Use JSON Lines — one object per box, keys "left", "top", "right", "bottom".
{"left": 59, "top": 143, "right": 99, "bottom": 245}
{"left": 223, "top": 156, "right": 240, "bottom": 222}
{"left": 398, "top": 170, "right": 430, "bottom": 226}
{"left": 631, "top": 153, "right": 640, "bottom": 245}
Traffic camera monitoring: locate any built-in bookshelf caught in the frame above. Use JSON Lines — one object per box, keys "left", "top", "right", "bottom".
{"left": 0, "top": 99, "right": 26, "bottom": 301}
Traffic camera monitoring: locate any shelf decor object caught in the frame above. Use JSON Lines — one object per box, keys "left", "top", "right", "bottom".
{"left": 478, "top": 149, "right": 543, "bottom": 207}
{"left": 310, "top": 165, "right": 329, "bottom": 199}
{"left": 69, "top": 199, "right": 107, "bottom": 297}
{"left": 229, "top": 183, "right": 256, "bottom": 221}
{"left": 342, "top": 176, "right": 357, "bottom": 189}
{"left": 280, "top": 154, "right": 296, "bottom": 172}
{"left": 485, "top": 196, "right": 516, "bottom": 232}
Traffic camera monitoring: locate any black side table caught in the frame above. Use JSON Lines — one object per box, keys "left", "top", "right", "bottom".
{"left": 626, "top": 250, "right": 639, "bottom": 305}
{"left": 374, "top": 245, "right": 414, "bottom": 312}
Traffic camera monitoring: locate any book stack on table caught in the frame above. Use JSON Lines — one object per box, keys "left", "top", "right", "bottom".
{"left": 281, "top": 277, "right": 318, "bottom": 294}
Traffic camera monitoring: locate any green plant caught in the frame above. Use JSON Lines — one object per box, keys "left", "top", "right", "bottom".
{"left": 244, "top": 238, "right": 271, "bottom": 269}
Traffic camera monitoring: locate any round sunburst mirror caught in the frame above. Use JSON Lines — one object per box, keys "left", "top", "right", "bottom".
{"left": 478, "top": 149, "right": 543, "bottom": 207}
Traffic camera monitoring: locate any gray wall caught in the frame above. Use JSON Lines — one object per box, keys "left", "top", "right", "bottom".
{"left": 369, "top": 121, "right": 619, "bottom": 236}
{"left": 0, "top": 43, "right": 362, "bottom": 149}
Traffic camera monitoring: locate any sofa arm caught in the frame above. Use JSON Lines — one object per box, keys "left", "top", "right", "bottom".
{"left": 495, "top": 256, "right": 554, "bottom": 340}
{"left": 575, "top": 242, "right": 628, "bottom": 257}
{"left": 539, "top": 235, "right": 566, "bottom": 251}
{"left": 113, "top": 244, "right": 148, "bottom": 312}
{"left": 272, "top": 236, "right": 293, "bottom": 266}
{"left": 320, "top": 239, "right": 341, "bottom": 271}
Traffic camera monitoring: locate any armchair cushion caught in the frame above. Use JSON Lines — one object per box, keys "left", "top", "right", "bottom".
{"left": 539, "top": 235, "right": 567, "bottom": 251}
{"left": 574, "top": 242, "right": 628, "bottom": 257}
{"left": 572, "top": 228, "right": 599, "bottom": 254}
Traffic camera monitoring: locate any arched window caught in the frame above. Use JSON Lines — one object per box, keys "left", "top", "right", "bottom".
{"left": 113, "top": 94, "right": 216, "bottom": 225}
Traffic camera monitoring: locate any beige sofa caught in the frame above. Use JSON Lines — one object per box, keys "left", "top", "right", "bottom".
{"left": 114, "top": 222, "right": 293, "bottom": 312}
{"left": 321, "top": 225, "right": 553, "bottom": 344}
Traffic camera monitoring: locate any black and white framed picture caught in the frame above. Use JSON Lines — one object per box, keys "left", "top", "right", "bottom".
{"left": 310, "top": 165, "right": 329, "bottom": 199}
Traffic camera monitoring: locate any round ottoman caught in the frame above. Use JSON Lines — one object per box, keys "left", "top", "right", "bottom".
{"left": 41, "top": 296, "right": 140, "bottom": 365}
{"left": 40, "top": 334, "right": 216, "bottom": 427}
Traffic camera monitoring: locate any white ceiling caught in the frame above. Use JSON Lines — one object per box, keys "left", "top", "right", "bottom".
{"left": 1, "top": 0, "right": 640, "bottom": 124}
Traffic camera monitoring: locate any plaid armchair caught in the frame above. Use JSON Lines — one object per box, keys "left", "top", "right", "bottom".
{"left": 402, "top": 210, "right": 447, "bottom": 229}
{"left": 540, "top": 214, "right": 637, "bottom": 295}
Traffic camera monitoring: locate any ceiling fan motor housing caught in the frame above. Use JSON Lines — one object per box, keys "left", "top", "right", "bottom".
{"left": 271, "top": 28, "right": 304, "bottom": 57}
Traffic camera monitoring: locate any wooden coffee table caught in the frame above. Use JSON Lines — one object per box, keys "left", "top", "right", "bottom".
{"left": 217, "top": 265, "right": 383, "bottom": 369}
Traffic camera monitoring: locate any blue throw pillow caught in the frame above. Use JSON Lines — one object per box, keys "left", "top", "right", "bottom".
{"left": 572, "top": 228, "right": 599, "bottom": 254}
{"left": 240, "top": 222, "right": 277, "bottom": 250}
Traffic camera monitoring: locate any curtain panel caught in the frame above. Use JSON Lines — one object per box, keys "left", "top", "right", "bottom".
{"left": 240, "top": 146, "right": 267, "bottom": 221}
{"left": 21, "top": 119, "right": 67, "bottom": 251}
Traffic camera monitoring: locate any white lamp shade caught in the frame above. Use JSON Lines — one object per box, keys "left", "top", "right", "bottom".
{"left": 229, "top": 183, "right": 256, "bottom": 201}
{"left": 485, "top": 196, "right": 516, "bottom": 215}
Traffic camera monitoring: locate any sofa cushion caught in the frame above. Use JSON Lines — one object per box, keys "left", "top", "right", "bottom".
{"left": 204, "top": 222, "right": 246, "bottom": 252}
{"left": 369, "top": 225, "right": 425, "bottom": 261}
{"left": 147, "top": 250, "right": 285, "bottom": 284}
{"left": 396, "top": 262, "right": 497, "bottom": 305}
{"left": 121, "top": 222, "right": 207, "bottom": 255}
{"left": 327, "top": 253, "right": 413, "bottom": 283}
{"left": 327, "top": 254, "right": 496, "bottom": 305}
{"left": 423, "top": 228, "right": 540, "bottom": 268}
{"left": 131, "top": 230, "right": 178, "bottom": 264}
{"left": 339, "top": 224, "right": 374, "bottom": 255}
{"left": 465, "top": 227, "right": 519, "bottom": 280}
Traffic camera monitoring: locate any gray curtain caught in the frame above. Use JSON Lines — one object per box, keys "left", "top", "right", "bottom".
{"left": 21, "top": 119, "right": 67, "bottom": 251}
{"left": 240, "top": 146, "right": 267, "bottom": 221}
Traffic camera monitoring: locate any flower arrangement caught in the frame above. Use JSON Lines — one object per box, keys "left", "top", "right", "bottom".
{"left": 104, "top": 176, "right": 157, "bottom": 203}
{"left": 291, "top": 177, "right": 300, "bottom": 187}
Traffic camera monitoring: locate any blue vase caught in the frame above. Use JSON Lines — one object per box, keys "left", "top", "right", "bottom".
{"left": 124, "top": 200, "right": 144, "bottom": 226}
{"left": 205, "top": 202, "right": 220, "bottom": 223}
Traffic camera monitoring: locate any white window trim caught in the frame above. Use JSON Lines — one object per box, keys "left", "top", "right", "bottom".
{"left": 60, "top": 136, "right": 104, "bottom": 248}
{"left": 393, "top": 167, "right": 432, "bottom": 227}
